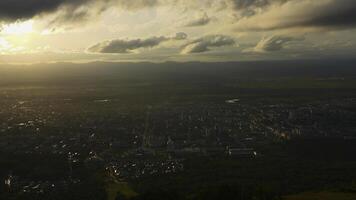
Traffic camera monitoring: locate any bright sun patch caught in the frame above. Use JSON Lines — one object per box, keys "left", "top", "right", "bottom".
{"left": 0, "top": 20, "right": 37, "bottom": 53}
{"left": 0, "top": 38, "right": 11, "bottom": 49}
{"left": 1, "top": 20, "right": 34, "bottom": 35}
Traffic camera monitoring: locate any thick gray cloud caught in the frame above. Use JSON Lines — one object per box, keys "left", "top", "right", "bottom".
{"left": 0, "top": 0, "right": 91, "bottom": 22}
{"left": 184, "top": 12, "right": 211, "bottom": 27}
{"left": 223, "top": 0, "right": 288, "bottom": 17}
{"left": 1, "top": 0, "right": 356, "bottom": 31}
{"left": 229, "top": 0, "right": 270, "bottom": 8}
{"left": 0, "top": 0, "right": 275, "bottom": 23}
{"left": 234, "top": 0, "right": 356, "bottom": 30}
{"left": 253, "top": 35, "right": 304, "bottom": 52}
{"left": 88, "top": 37, "right": 167, "bottom": 53}
{"left": 173, "top": 32, "right": 188, "bottom": 40}
{"left": 0, "top": 0, "right": 159, "bottom": 23}
{"left": 181, "top": 35, "right": 236, "bottom": 54}
{"left": 227, "top": 0, "right": 271, "bottom": 16}
{"left": 88, "top": 32, "right": 187, "bottom": 53}
{"left": 297, "top": 0, "right": 356, "bottom": 28}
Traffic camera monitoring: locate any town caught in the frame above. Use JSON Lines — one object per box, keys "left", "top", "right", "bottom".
{"left": 1, "top": 86, "right": 356, "bottom": 198}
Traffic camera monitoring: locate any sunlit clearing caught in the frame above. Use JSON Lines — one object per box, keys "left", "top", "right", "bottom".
{"left": 2, "top": 20, "right": 34, "bottom": 35}
{"left": 0, "top": 38, "right": 11, "bottom": 51}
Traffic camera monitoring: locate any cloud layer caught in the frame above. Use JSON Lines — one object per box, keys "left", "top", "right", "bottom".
{"left": 88, "top": 32, "right": 187, "bottom": 53}
{"left": 184, "top": 12, "right": 211, "bottom": 27}
{"left": 1, "top": 0, "right": 356, "bottom": 62}
{"left": 1, "top": 0, "right": 356, "bottom": 31}
{"left": 233, "top": 0, "right": 356, "bottom": 31}
{"left": 0, "top": 0, "right": 159, "bottom": 24}
{"left": 253, "top": 35, "right": 304, "bottom": 52}
{"left": 181, "top": 35, "right": 236, "bottom": 54}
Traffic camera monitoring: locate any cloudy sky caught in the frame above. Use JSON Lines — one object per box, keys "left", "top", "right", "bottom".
{"left": 0, "top": 0, "right": 355, "bottom": 63}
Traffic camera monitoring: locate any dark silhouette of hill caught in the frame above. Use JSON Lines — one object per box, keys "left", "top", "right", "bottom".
{"left": 0, "top": 59, "right": 356, "bottom": 85}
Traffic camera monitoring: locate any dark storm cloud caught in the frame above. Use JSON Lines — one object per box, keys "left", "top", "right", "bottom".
{"left": 0, "top": 0, "right": 159, "bottom": 23}
{"left": 181, "top": 35, "right": 236, "bottom": 54}
{"left": 234, "top": 0, "right": 356, "bottom": 30}
{"left": 0, "top": 0, "right": 89, "bottom": 22}
{"left": 0, "top": 0, "right": 279, "bottom": 23}
{"left": 88, "top": 33, "right": 187, "bottom": 54}
{"left": 226, "top": 0, "right": 287, "bottom": 16}
{"left": 300, "top": 1, "right": 356, "bottom": 28}
{"left": 228, "top": 0, "right": 270, "bottom": 11}
{"left": 1, "top": 0, "right": 355, "bottom": 31}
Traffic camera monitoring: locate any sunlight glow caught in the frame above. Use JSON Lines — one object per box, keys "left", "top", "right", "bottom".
{"left": 2, "top": 20, "right": 34, "bottom": 35}
{"left": 0, "top": 38, "right": 11, "bottom": 51}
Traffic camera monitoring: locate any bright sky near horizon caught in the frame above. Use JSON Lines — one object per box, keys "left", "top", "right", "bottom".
{"left": 0, "top": 0, "right": 356, "bottom": 64}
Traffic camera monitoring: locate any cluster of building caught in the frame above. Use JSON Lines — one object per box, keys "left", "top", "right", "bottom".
{"left": 4, "top": 174, "right": 79, "bottom": 195}
{"left": 1, "top": 97, "right": 356, "bottom": 194}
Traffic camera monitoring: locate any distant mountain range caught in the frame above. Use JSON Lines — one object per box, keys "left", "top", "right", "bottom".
{"left": 1, "top": 59, "right": 356, "bottom": 84}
